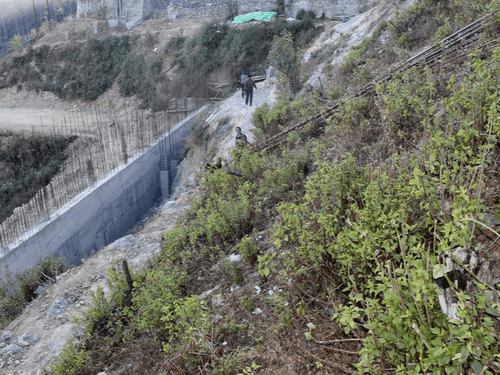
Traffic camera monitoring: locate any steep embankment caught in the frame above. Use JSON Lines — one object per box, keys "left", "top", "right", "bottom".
{"left": 6, "top": 1, "right": 500, "bottom": 374}
{"left": 0, "top": 2, "right": 402, "bottom": 373}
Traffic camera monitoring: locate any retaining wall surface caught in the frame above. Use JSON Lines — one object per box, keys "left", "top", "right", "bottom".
{"left": 0, "top": 105, "right": 210, "bottom": 278}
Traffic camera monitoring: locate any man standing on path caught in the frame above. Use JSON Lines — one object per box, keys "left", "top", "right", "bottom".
{"left": 244, "top": 74, "right": 257, "bottom": 106}
{"left": 240, "top": 70, "right": 249, "bottom": 98}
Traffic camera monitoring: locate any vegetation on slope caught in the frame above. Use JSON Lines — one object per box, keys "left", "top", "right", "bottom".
{"left": 7, "top": 0, "right": 500, "bottom": 374}
{"left": 0, "top": 36, "right": 133, "bottom": 101}
{"left": 0, "top": 132, "right": 77, "bottom": 225}
{"left": 0, "top": 256, "right": 67, "bottom": 328}
{"left": 0, "top": 12, "right": 320, "bottom": 112}
{"left": 169, "top": 12, "right": 320, "bottom": 98}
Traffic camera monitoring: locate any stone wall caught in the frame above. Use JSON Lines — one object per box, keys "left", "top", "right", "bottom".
{"left": 77, "top": 0, "right": 378, "bottom": 22}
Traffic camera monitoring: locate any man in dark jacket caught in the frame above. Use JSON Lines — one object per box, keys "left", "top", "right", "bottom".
{"left": 235, "top": 126, "right": 251, "bottom": 148}
{"left": 244, "top": 74, "right": 257, "bottom": 106}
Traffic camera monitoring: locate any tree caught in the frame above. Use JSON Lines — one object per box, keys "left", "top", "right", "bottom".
{"left": 32, "top": 0, "right": 39, "bottom": 36}
{"left": 267, "top": 30, "right": 297, "bottom": 77}
{"left": 9, "top": 34, "right": 24, "bottom": 54}
{"left": 46, "top": 0, "right": 51, "bottom": 32}
{"left": 272, "top": 0, "right": 286, "bottom": 16}
{"left": 267, "top": 30, "right": 300, "bottom": 93}
{"left": 225, "top": 2, "right": 238, "bottom": 22}
{"left": 54, "top": 0, "right": 69, "bottom": 14}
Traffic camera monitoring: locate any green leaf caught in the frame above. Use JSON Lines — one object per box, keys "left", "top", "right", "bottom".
{"left": 460, "top": 346, "right": 469, "bottom": 361}
{"left": 485, "top": 307, "right": 500, "bottom": 317}
{"left": 262, "top": 267, "right": 270, "bottom": 277}
{"left": 430, "top": 327, "right": 441, "bottom": 335}
{"left": 471, "top": 360, "right": 483, "bottom": 374}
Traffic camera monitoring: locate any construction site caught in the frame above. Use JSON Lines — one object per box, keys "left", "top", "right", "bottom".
{"left": 1, "top": 0, "right": 500, "bottom": 374}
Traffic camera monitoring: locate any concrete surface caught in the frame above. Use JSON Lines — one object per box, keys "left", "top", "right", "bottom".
{"left": 0, "top": 105, "right": 210, "bottom": 277}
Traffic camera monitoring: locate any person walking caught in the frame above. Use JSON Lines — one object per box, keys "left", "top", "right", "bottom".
{"left": 240, "top": 70, "right": 249, "bottom": 98}
{"left": 244, "top": 74, "right": 257, "bottom": 106}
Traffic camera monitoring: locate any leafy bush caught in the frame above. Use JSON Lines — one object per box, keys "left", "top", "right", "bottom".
{"left": 171, "top": 16, "right": 320, "bottom": 98}
{"left": 8, "top": 34, "right": 23, "bottom": 54}
{"left": 237, "top": 235, "right": 259, "bottom": 263}
{"left": 0, "top": 256, "right": 67, "bottom": 328}
{"left": 296, "top": 9, "right": 316, "bottom": 21}
{"left": 118, "top": 55, "right": 164, "bottom": 109}
{"left": 0, "top": 133, "right": 76, "bottom": 224}
{"left": 225, "top": 2, "right": 238, "bottom": 21}
{"left": 272, "top": 0, "right": 286, "bottom": 15}
{"left": 0, "top": 36, "right": 132, "bottom": 101}
{"left": 252, "top": 99, "right": 292, "bottom": 141}
{"left": 190, "top": 121, "right": 210, "bottom": 144}
{"left": 267, "top": 30, "right": 297, "bottom": 80}
{"left": 48, "top": 341, "right": 92, "bottom": 375}
{"left": 166, "top": 35, "right": 186, "bottom": 53}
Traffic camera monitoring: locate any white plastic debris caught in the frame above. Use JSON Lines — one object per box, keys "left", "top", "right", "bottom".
{"left": 252, "top": 308, "right": 263, "bottom": 315}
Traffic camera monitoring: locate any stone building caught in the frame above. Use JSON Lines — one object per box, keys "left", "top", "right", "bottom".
{"left": 76, "top": 0, "right": 377, "bottom": 25}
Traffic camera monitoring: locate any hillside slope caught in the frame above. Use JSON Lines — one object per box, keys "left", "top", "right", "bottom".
{"left": 3, "top": 0, "right": 500, "bottom": 374}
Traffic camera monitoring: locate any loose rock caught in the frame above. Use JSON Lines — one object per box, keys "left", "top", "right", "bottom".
{"left": 0, "top": 331, "right": 12, "bottom": 343}
{"left": 2, "top": 344, "right": 23, "bottom": 356}
{"left": 47, "top": 298, "right": 70, "bottom": 317}
{"left": 17, "top": 339, "right": 30, "bottom": 348}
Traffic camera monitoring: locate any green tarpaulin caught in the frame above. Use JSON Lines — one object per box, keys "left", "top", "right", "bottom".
{"left": 233, "top": 12, "right": 277, "bottom": 23}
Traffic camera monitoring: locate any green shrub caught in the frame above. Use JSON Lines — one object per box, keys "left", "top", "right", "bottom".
{"left": 272, "top": 0, "right": 286, "bottom": 15}
{"left": 0, "top": 134, "right": 76, "bottom": 224}
{"left": 131, "top": 268, "right": 185, "bottom": 334}
{"left": 296, "top": 9, "right": 316, "bottom": 21}
{"left": 166, "top": 35, "right": 186, "bottom": 53}
{"left": 49, "top": 341, "right": 92, "bottom": 375}
{"left": 8, "top": 34, "right": 23, "bottom": 54}
{"left": 252, "top": 99, "right": 291, "bottom": 141}
{"left": 118, "top": 55, "right": 147, "bottom": 97}
{"left": 266, "top": 31, "right": 298, "bottom": 90}
{"left": 225, "top": 2, "right": 238, "bottom": 21}
{"left": 0, "top": 256, "right": 67, "bottom": 328}
{"left": 118, "top": 55, "right": 163, "bottom": 109}
{"left": 190, "top": 121, "right": 210, "bottom": 143}
{"left": 237, "top": 235, "right": 259, "bottom": 263}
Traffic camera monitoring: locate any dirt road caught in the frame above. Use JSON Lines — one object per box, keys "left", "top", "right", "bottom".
{"left": 0, "top": 107, "right": 99, "bottom": 137}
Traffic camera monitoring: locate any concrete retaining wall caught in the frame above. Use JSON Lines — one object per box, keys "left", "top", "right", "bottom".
{"left": 0, "top": 105, "right": 210, "bottom": 278}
